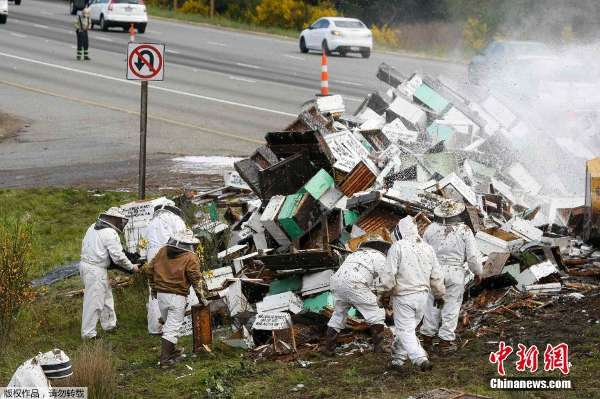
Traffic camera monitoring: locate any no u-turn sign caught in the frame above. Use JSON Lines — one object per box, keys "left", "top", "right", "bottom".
{"left": 127, "top": 43, "right": 165, "bottom": 81}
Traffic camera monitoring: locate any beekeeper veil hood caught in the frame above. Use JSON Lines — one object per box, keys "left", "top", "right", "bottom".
{"left": 433, "top": 200, "right": 466, "bottom": 225}
{"left": 97, "top": 207, "right": 129, "bottom": 233}
{"left": 358, "top": 239, "right": 391, "bottom": 256}
{"left": 392, "top": 216, "right": 420, "bottom": 243}
{"left": 166, "top": 229, "right": 199, "bottom": 253}
{"left": 154, "top": 199, "right": 185, "bottom": 219}
{"left": 37, "top": 349, "right": 73, "bottom": 379}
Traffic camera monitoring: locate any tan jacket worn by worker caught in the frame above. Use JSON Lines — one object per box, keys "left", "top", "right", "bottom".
{"left": 145, "top": 246, "right": 203, "bottom": 296}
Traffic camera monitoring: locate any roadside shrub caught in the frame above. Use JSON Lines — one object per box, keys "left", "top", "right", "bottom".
{"left": 64, "top": 341, "right": 117, "bottom": 399}
{"left": 308, "top": 2, "right": 337, "bottom": 23}
{"left": 252, "top": 0, "right": 306, "bottom": 30}
{"left": 561, "top": 24, "right": 574, "bottom": 43}
{"left": 179, "top": 0, "right": 209, "bottom": 15}
{"left": 463, "top": 16, "right": 488, "bottom": 50}
{"left": 0, "top": 215, "right": 35, "bottom": 348}
{"left": 252, "top": 0, "right": 337, "bottom": 31}
{"left": 371, "top": 24, "right": 400, "bottom": 47}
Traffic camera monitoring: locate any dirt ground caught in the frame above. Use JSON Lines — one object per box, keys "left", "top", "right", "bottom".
{"left": 0, "top": 156, "right": 225, "bottom": 191}
{"left": 0, "top": 112, "right": 26, "bottom": 141}
{"left": 232, "top": 290, "right": 600, "bottom": 398}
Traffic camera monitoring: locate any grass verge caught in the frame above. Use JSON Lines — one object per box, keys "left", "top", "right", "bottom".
{"left": 0, "top": 189, "right": 136, "bottom": 277}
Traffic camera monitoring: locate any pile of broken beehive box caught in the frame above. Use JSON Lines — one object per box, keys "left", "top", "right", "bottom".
{"left": 184, "top": 63, "right": 600, "bottom": 356}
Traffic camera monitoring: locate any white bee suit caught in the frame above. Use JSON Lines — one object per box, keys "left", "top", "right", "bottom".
{"left": 80, "top": 223, "right": 134, "bottom": 339}
{"left": 419, "top": 222, "right": 483, "bottom": 342}
{"left": 145, "top": 210, "right": 187, "bottom": 334}
{"left": 382, "top": 217, "right": 445, "bottom": 366}
{"left": 327, "top": 249, "right": 387, "bottom": 331}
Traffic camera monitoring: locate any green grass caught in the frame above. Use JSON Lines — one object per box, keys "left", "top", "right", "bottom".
{"left": 0, "top": 189, "right": 136, "bottom": 277}
{"left": 147, "top": 5, "right": 299, "bottom": 39}
{"left": 1, "top": 189, "right": 599, "bottom": 398}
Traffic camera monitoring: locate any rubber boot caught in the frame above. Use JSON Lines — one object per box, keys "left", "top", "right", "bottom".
{"left": 159, "top": 339, "right": 183, "bottom": 368}
{"left": 159, "top": 338, "right": 173, "bottom": 368}
{"left": 76, "top": 50, "right": 82, "bottom": 61}
{"left": 322, "top": 327, "right": 338, "bottom": 356}
{"left": 420, "top": 334, "right": 434, "bottom": 352}
{"left": 369, "top": 324, "right": 385, "bottom": 353}
{"left": 174, "top": 346, "right": 185, "bottom": 357}
{"left": 84, "top": 50, "right": 90, "bottom": 61}
{"left": 438, "top": 339, "right": 458, "bottom": 354}
{"left": 415, "top": 358, "right": 433, "bottom": 372}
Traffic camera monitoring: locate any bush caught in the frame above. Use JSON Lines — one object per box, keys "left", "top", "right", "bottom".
{"left": 308, "top": 2, "right": 337, "bottom": 23}
{"left": 371, "top": 24, "right": 400, "bottom": 47}
{"left": 179, "top": 0, "right": 209, "bottom": 15}
{"left": 0, "top": 215, "right": 35, "bottom": 348}
{"left": 252, "top": 0, "right": 336, "bottom": 31}
{"left": 463, "top": 16, "right": 488, "bottom": 50}
{"left": 63, "top": 341, "right": 117, "bottom": 399}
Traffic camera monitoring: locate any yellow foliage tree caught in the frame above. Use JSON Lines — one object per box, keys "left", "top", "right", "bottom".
{"left": 252, "top": 0, "right": 337, "bottom": 31}
{"left": 463, "top": 16, "right": 488, "bottom": 50}
{"left": 179, "top": 0, "right": 209, "bottom": 15}
{"left": 371, "top": 24, "right": 400, "bottom": 47}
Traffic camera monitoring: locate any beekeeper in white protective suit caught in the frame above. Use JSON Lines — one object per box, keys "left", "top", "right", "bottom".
{"left": 323, "top": 238, "right": 391, "bottom": 356}
{"left": 382, "top": 216, "right": 445, "bottom": 371}
{"left": 80, "top": 207, "right": 139, "bottom": 339}
{"left": 419, "top": 200, "right": 483, "bottom": 354}
{"left": 2, "top": 349, "right": 72, "bottom": 399}
{"left": 145, "top": 201, "right": 187, "bottom": 334}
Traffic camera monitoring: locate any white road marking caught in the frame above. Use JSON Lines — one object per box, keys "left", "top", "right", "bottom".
{"left": 0, "top": 52, "right": 296, "bottom": 117}
{"left": 208, "top": 41, "right": 227, "bottom": 47}
{"left": 333, "top": 79, "right": 363, "bottom": 87}
{"left": 229, "top": 75, "right": 256, "bottom": 83}
{"left": 166, "top": 49, "right": 181, "bottom": 54}
{"left": 10, "top": 33, "right": 28, "bottom": 39}
{"left": 284, "top": 54, "right": 304, "bottom": 61}
{"left": 94, "top": 36, "right": 114, "bottom": 42}
{"left": 33, "top": 23, "right": 49, "bottom": 29}
{"left": 236, "top": 62, "right": 261, "bottom": 70}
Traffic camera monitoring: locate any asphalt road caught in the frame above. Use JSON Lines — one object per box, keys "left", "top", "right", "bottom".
{"left": 0, "top": 0, "right": 467, "bottom": 187}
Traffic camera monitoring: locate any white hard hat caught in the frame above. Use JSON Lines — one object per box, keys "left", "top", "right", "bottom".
{"left": 37, "top": 349, "right": 72, "bottom": 380}
{"left": 167, "top": 229, "right": 199, "bottom": 253}
{"left": 100, "top": 207, "right": 128, "bottom": 220}
{"left": 433, "top": 200, "right": 466, "bottom": 219}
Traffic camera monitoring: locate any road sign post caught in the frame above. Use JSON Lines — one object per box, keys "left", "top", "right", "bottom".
{"left": 126, "top": 42, "right": 165, "bottom": 199}
{"left": 139, "top": 80, "right": 148, "bottom": 199}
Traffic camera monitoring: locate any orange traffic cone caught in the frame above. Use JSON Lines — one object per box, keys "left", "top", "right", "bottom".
{"left": 320, "top": 51, "right": 329, "bottom": 96}
{"left": 129, "top": 23, "right": 136, "bottom": 42}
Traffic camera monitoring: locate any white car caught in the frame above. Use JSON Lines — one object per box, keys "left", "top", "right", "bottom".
{"left": 89, "top": 0, "right": 147, "bottom": 33}
{"left": 0, "top": 0, "right": 7, "bottom": 24}
{"left": 299, "top": 17, "right": 372, "bottom": 58}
